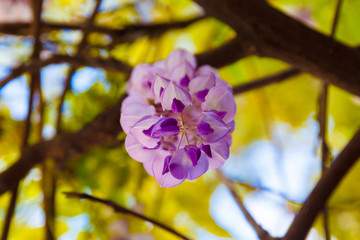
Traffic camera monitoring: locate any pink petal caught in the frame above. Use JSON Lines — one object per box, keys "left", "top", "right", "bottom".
{"left": 161, "top": 81, "right": 192, "bottom": 111}
{"left": 165, "top": 49, "right": 197, "bottom": 73}
{"left": 127, "top": 64, "right": 155, "bottom": 98}
{"left": 130, "top": 115, "right": 160, "bottom": 148}
{"left": 201, "top": 112, "right": 230, "bottom": 143}
{"left": 152, "top": 152, "right": 184, "bottom": 187}
{"left": 120, "top": 102, "right": 156, "bottom": 134}
{"left": 189, "top": 73, "right": 216, "bottom": 95}
{"left": 202, "top": 86, "right": 236, "bottom": 123}
{"left": 196, "top": 65, "right": 219, "bottom": 78}
{"left": 215, "top": 78, "right": 233, "bottom": 93}
{"left": 208, "top": 139, "right": 230, "bottom": 169}
{"left": 143, "top": 161, "right": 154, "bottom": 176}
{"left": 152, "top": 60, "right": 167, "bottom": 76}
{"left": 151, "top": 75, "right": 170, "bottom": 103}
{"left": 169, "top": 149, "right": 209, "bottom": 180}
{"left": 169, "top": 61, "right": 195, "bottom": 86}
{"left": 125, "top": 133, "right": 156, "bottom": 163}
{"left": 187, "top": 151, "right": 209, "bottom": 180}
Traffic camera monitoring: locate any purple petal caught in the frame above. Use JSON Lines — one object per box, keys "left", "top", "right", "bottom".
{"left": 162, "top": 155, "right": 172, "bottom": 175}
{"left": 208, "top": 110, "right": 227, "bottom": 119}
{"left": 187, "top": 152, "right": 209, "bottom": 180}
{"left": 215, "top": 78, "right": 233, "bottom": 93}
{"left": 165, "top": 49, "right": 197, "bottom": 72}
{"left": 197, "top": 121, "right": 214, "bottom": 135}
{"left": 196, "top": 65, "right": 219, "bottom": 78}
{"left": 151, "top": 75, "right": 170, "bottom": 103}
{"left": 171, "top": 98, "right": 185, "bottom": 113}
{"left": 153, "top": 153, "right": 185, "bottom": 187}
{"left": 151, "top": 117, "right": 180, "bottom": 138}
{"left": 169, "top": 61, "right": 195, "bottom": 86}
{"left": 120, "top": 101, "right": 156, "bottom": 134}
{"left": 169, "top": 149, "right": 209, "bottom": 180}
{"left": 161, "top": 81, "right": 192, "bottom": 111}
{"left": 189, "top": 73, "right": 216, "bottom": 95}
{"left": 143, "top": 161, "right": 154, "bottom": 176}
{"left": 185, "top": 146, "right": 201, "bottom": 166}
{"left": 169, "top": 149, "right": 188, "bottom": 179}
{"left": 195, "top": 89, "right": 209, "bottom": 102}
{"left": 127, "top": 64, "right": 155, "bottom": 98}
{"left": 202, "top": 86, "right": 236, "bottom": 123}
{"left": 200, "top": 112, "right": 230, "bottom": 143}
{"left": 129, "top": 115, "right": 160, "bottom": 148}
{"left": 208, "top": 139, "right": 230, "bottom": 169}
{"left": 200, "top": 144, "right": 212, "bottom": 158}
{"left": 125, "top": 133, "right": 157, "bottom": 163}
{"left": 180, "top": 75, "right": 190, "bottom": 88}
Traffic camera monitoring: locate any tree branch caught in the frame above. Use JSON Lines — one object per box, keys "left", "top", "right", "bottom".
{"left": 63, "top": 192, "right": 190, "bottom": 240}
{"left": 196, "top": 36, "right": 256, "bottom": 68}
{"left": 233, "top": 68, "right": 301, "bottom": 95}
{"left": 194, "top": 0, "right": 360, "bottom": 96}
{"left": 284, "top": 128, "right": 360, "bottom": 240}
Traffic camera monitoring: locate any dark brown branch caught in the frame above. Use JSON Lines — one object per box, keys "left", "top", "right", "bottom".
{"left": 1, "top": 185, "right": 19, "bottom": 240}
{"left": 318, "top": 1, "right": 343, "bottom": 238}
{"left": 55, "top": 66, "right": 75, "bottom": 132}
{"left": 196, "top": 36, "right": 256, "bottom": 68}
{"left": 216, "top": 170, "right": 273, "bottom": 240}
{"left": 194, "top": 0, "right": 360, "bottom": 96}
{"left": 63, "top": 192, "right": 190, "bottom": 240}
{"left": 0, "top": 64, "right": 33, "bottom": 89}
{"left": 233, "top": 68, "right": 302, "bottom": 95}
{"left": 284, "top": 128, "right": 360, "bottom": 240}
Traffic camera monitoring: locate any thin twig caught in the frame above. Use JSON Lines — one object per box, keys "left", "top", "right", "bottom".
{"left": 63, "top": 192, "right": 190, "bottom": 240}
{"left": 1, "top": 185, "right": 19, "bottom": 240}
{"left": 233, "top": 68, "right": 302, "bottom": 95}
{"left": 317, "top": 1, "right": 343, "bottom": 239}
{"left": 216, "top": 170, "right": 273, "bottom": 240}
{"left": 55, "top": 66, "right": 75, "bottom": 132}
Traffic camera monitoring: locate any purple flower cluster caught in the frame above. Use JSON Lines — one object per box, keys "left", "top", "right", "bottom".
{"left": 120, "top": 49, "right": 236, "bottom": 187}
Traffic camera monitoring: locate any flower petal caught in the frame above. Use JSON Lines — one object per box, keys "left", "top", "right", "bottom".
{"left": 127, "top": 64, "right": 155, "bottom": 98}
{"left": 189, "top": 73, "right": 216, "bottom": 95}
{"left": 202, "top": 86, "right": 236, "bottom": 123}
{"left": 151, "top": 75, "right": 170, "bottom": 103}
{"left": 169, "top": 61, "right": 195, "bottom": 87}
{"left": 120, "top": 101, "right": 156, "bottom": 134}
{"left": 161, "top": 81, "right": 192, "bottom": 111}
{"left": 185, "top": 146, "right": 201, "bottom": 166}
{"left": 130, "top": 115, "right": 160, "bottom": 148}
{"left": 187, "top": 151, "right": 209, "bottom": 180}
{"left": 200, "top": 112, "right": 230, "bottom": 143}
{"left": 208, "top": 139, "right": 230, "bottom": 169}
{"left": 169, "top": 149, "right": 209, "bottom": 180}
{"left": 146, "top": 117, "right": 180, "bottom": 138}
{"left": 153, "top": 152, "right": 185, "bottom": 187}
{"left": 143, "top": 160, "right": 154, "bottom": 176}
{"left": 165, "top": 49, "right": 197, "bottom": 72}
{"left": 125, "top": 133, "right": 156, "bottom": 163}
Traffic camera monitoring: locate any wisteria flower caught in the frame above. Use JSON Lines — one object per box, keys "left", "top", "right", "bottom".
{"left": 120, "top": 49, "right": 236, "bottom": 187}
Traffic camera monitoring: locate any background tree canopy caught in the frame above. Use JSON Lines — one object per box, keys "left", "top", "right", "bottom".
{"left": 0, "top": 0, "right": 360, "bottom": 239}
